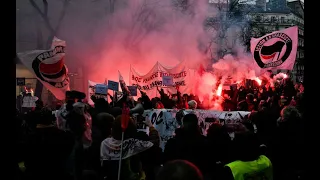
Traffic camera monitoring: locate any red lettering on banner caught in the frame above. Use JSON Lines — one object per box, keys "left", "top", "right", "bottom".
{"left": 159, "top": 71, "right": 187, "bottom": 79}
{"left": 143, "top": 72, "right": 159, "bottom": 83}
{"left": 132, "top": 75, "right": 142, "bottom": 83}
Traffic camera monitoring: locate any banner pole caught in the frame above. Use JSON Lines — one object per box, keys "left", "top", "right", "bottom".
{"left": 113, "top": 90, "right": 115, "bottom": 107}
{"left": 117, "top": 131, "right": 125, "bottom": 180}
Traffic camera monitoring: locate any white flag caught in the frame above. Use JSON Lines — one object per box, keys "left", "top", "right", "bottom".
{"left": 119, "top": 71, "right": 130, "bottom": 95}
{"left": 251, "top": 26, "right": 298, "bottom": 72}
{"left": 17, "top": 37, "right": 70, "bottom": 100}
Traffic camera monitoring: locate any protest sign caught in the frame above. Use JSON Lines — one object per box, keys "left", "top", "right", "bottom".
{"left": 88, "top": 80, "right": 108, "bottom": 105}
{"left": 16, "top": 78, "right": 26, "bottom": 86}
{"left": 162, "top": 76, "right": 173, "bottom": 86}
{"left": 108, "top": 80, "right": 119, "bottom": 91}
{"left": 127, "top": 86, "right": 137, "bottom": 96}
{"left": 95, "top": 84, "right": 108, "bottom": 95}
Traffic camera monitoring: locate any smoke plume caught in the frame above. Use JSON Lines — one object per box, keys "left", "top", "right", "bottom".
{"left": 57, "top": 0, "right": 214, "bottom": 81}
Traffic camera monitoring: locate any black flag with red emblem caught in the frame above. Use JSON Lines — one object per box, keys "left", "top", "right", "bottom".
{"left": 260, "top": 41, "right": 285, "bottom": 61}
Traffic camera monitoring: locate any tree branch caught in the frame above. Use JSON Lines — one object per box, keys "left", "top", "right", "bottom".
{"left": 43, "top": 0, "right": 48, "bottom": 17}
{"left": 48, "top": 0, "right": 69, "bottom": 42}
{"left": 29, "top": 0, "right": 55, "bottom": 34}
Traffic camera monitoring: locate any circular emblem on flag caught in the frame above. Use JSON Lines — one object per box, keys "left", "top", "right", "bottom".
{"left": 32, "top": 46, "right": 69, "bottom": 88}
{"left": 254, "top": 32, "right": 292, "bottom": 68}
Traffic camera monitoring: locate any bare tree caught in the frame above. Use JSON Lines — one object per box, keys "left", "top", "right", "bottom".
{"left": 124, "top": 0, "right": 200, "bottom": 52}
{"left": 123, "top": 0, "right": 165, "bottom": 51}
{"left": 205, "top": 0, "right": 256, "bottom": 60}
{"left": 109, "top": 0, "right": 116, "bottom": 13}
{"left": 242, "top": 13, "right": 281, "bottom": 51}
{"left": 173, "top": 0, "right": 197, "bottom": 16}
{"left": 29, "top": 0, "right": 70, "bottom": 48}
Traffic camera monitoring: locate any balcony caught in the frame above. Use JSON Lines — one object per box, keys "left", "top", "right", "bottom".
{"left": 250, "top": 16, "right": 304, "bottom": 28}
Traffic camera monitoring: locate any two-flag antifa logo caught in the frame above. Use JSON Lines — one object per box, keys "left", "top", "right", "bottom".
{"left": 32, "top": 45, "right": 69, "bottom": 88}
{"left": 253, "top": 32, "right": 293, "bottom": 68}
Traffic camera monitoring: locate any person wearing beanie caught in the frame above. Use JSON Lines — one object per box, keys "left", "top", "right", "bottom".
{"left": 188, "top": 100, "right": 197, "bottom": 110}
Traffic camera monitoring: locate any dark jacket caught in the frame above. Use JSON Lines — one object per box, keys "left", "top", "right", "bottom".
{"left": 164, "top": 128, "right": 208, "bottom": 175}
{"left": 24, "top": 126, "right": 74, "bottom": 180}
{"left": 271, "top": 120, "right": 304, "bottom": 179}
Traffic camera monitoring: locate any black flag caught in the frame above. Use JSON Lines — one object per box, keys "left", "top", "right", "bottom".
{"left": 260, "top": 41, "right": 285, "bottom": 61}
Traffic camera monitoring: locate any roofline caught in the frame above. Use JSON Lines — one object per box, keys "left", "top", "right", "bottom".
{"left": 287, "top": 0, "right": 304, "bottom": 11}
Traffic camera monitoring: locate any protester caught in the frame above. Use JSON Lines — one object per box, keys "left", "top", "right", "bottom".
{"left": 223, "top": 131, "right": 273, "bottom": 180}
{"left": 16, "top": 75, "right": 304, "bottom": 180}
{"left": 188, "top": 100, "right": 197, "bottom": 110}
{"left": 206, "top": 122, "right": 232, "bottom": 179}
{"left": 164, "top": 114, "right": 208, "bottom": 176}
{"left": 23, "top": 108, "right": 74, "bottom": 180}
{"left": 65, "top": 107, "right": 88, "bottom": 180}
{"left": 156, "top": 160, "right": 203, "bottom": 180}
{"left": 85, "top": 113, "right": 114, "bottom": 173}
{"left": 100, "top": 115, "right": 154, "bottom": 180}
{"left": 272, "top": 106, "right": 304, "bottom": 179}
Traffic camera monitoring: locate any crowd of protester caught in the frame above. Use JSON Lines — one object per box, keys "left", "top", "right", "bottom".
{"left": 15, "top": 77, "right": 304, "bottom": 180}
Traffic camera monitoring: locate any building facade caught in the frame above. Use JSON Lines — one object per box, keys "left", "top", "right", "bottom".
{"left": 247, "top": 0, "right": 304, "bottom": 82}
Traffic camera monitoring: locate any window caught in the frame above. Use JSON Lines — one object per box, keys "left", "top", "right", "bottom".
{"left": 300, "top": 29, "right": 304, "bottom": 36}
{"left": 271, "top": 16, "right": 276, "bottom": 23}
{"left": 281, "top": 17, "right": 285, "bottom": 23}
{"left": 255, "top": 15, "right": 262, "bottom": 22}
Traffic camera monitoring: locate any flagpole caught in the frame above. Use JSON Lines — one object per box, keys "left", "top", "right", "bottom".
{"left": 113, "top": 90, "right": 115, "bottom": 107}
{"left": 117, "top": 131, "right": 125, "bottom": 180}
{"left": 118, "top": 105, "right": 129, "bottom": 180}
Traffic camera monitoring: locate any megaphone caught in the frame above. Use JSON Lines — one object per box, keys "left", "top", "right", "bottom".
{"left": 130, "top": 103, "right": 144, "bottom": 115}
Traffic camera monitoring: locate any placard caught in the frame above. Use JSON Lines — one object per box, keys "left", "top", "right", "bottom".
{"left": 107, "top": 80, "right": 119, "bottom": 91}
{"left": 127, "top": 86, "right": 137, "bottom": 96}
{"left": 16, "top": 78, "right": 26, "bottom": 86}
{"left": 95, "top": 84, "right": 108, "bottom": 95}
{"left": 162, "top": 76, "right": 173, "bottom": 86}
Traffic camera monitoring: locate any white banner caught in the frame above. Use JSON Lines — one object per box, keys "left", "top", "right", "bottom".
{"left": 100, "top": 138, "right": 153, "bottom": 161}
{"left": 88, "top": 80, "right": 108, "bottom": 106}
{"left": 129, "top": 61, "right": 194, "bottom": 98}
{"left": 251, "top": 26, "right": 298, "bottom": 73}
{"left": 17, "top": 37, "right": 70, "bottom": 100}
{"left": 142, "top": 109, "right": 250, "bottom": 150}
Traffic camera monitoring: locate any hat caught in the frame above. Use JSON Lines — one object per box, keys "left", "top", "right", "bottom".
{"left": 66, "top": 90, "right": 86, "bottom": 100}
{"left": 66, "top": 91, "right": 72, "bottom": 99}
{"left": 71, "top": 90, "right": 86, "bottom": 100}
